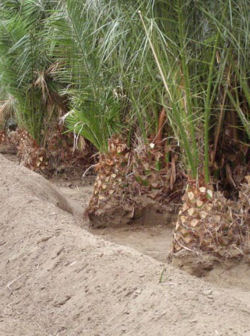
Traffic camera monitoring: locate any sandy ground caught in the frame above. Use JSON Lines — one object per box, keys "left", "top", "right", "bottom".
{"left": 58, "top": 181, "right": 250, "bottom": 293}
{"left": 0, "top": 154, "right": 250, "bottom": 336}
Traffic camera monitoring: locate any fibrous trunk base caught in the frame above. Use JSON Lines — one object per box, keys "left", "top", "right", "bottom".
{"left": 170, "top": 178, "right": 250, "bottom": 276}
{"left": 0, "top": 128, "right": 92, "bottom": 176}
{"left": 86, "top": 136, "right": 182, "bottom": 228}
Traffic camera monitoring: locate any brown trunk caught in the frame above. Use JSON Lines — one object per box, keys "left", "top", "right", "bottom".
{"left": 2, "top": 128, "right": 91, "bottom": 177}
{"left": 86, "top": 135, "right": 183, "bottom": 228}
{"left": 169, "top": 178, "right": 249, "bottom": 276}
{"left": 154, "top": 108, "right": 166, "bottom": 146}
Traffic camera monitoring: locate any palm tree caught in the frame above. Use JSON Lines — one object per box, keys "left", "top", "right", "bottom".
{"left": 0, "top": 0, "right": 64, "bottom": 144}
{"left": 139, "top": 0, "right": 249, "bottom": 269}
{"left": 48, "top": 0, "right": 182, "bottom": 226}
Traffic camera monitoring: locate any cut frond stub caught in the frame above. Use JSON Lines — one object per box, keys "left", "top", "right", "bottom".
{"left": 169, "top": 179, "right": 249, "bottom": 276}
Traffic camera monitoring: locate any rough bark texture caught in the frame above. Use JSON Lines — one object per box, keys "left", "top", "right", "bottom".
{"left": 0, "top": 128, "right": 92, "bottom": 176}
{"left": 170, "top": 178, "right": 250, "bottom": 276}
{"left": 86, "top": 136, "right": 182, "bottom": 228}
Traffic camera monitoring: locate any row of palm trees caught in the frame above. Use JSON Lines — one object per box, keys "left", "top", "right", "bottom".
{"left": 0, "top": 0, "right": 249, "bottom": 266}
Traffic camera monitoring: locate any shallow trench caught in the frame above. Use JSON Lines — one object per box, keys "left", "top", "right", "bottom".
{"left": 53, "top": 176, "right": 250, "bottom": 298}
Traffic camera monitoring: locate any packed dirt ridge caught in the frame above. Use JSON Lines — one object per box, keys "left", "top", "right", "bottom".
{"left": 0, "top": 154, "right": 250, "bottom": 336}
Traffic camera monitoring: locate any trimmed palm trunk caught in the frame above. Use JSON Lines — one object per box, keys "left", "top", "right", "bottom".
{"left": 86, "top": 136, "right": 132, "bottom": 227}
{"left": 238, "top": 176, "right": 250, "bottom": 254}
{"left": 1, "top": 126, "right": 91, "bottom": 177}
{"left": 86, "top": 135, "right": 182, "bottom": 228}
{"left": 170, "top": 179, "right": 249, "bottom": 275}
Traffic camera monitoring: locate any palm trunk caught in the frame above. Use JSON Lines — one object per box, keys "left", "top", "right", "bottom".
{"left": 170, "top": 178, "right": 249, "bottom": 276}
{"left": 238, "top": 176, "right": 250, "bottom": 254}
{"left": 86, "top": 136, "right": 133, "bottom": 227}
{"left": 86, "top": 136, "right": 182, "bottom": 228}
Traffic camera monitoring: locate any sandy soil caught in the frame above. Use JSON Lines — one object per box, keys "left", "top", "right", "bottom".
{"left": 0, "top": 154, "right": 250, "bottom": 336}
{"left": 58, "top": 180, "right": 250, "bottom": 293}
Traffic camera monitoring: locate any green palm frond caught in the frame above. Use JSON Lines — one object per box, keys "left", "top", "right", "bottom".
{"left": 139, "top": 0, "right": 249, "bottom": 180}
{"left": 0, "top": 0, "right": 63, "bottom": 142}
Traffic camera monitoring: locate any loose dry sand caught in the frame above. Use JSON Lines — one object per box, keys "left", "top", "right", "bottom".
{"left": 0, "top": 154, "right": 250, "bottom": 336}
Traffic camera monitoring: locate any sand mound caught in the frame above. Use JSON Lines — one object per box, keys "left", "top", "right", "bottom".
{"left": 0, "top": 154, "right": 249, "bottom": 336}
